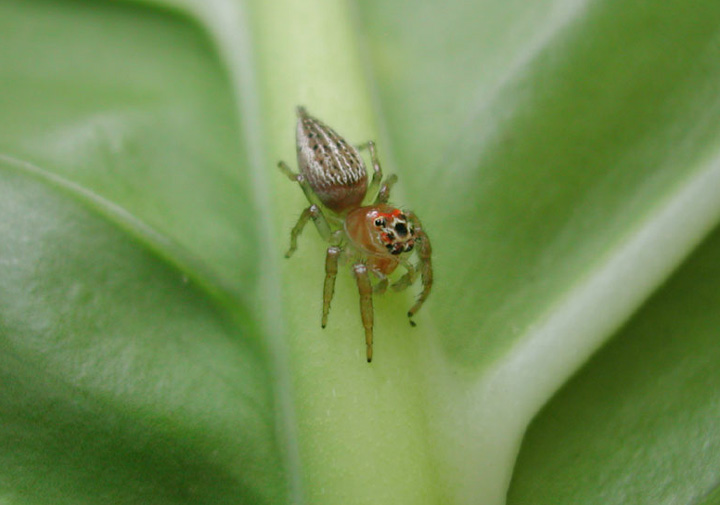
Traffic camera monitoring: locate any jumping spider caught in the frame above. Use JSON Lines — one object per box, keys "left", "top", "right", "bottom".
{"left": 278, "top": 107, "right": 433, "bottom": 362}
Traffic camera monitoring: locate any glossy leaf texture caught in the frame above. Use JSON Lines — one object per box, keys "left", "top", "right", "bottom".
{"left": 2, "top": 0, "right": 720, "bottom": 504}
{"left": 508, "top": 226, "right": 720, "bottom": 504}
{"left": 0, "top": 1, "right": 288, "bottom": 504}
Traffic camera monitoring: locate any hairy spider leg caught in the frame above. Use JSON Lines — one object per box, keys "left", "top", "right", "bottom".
{"left": 357, "top": 141, "right": 383, "bottom": 201}
{"left": 357, "top": 141, "right": 400, "bottom": 206}
{"left": 406, "top": 212, "right": 433, "bottom": 326}
{"left": 353, "top": 263, "right": 374, "bottom": 362}
{"left": 278, "top": 161, "right": 335, "bottom": 257}
{"left": 374, "top": 174, "right": 398, "bottom": 204}
{"left": 390, "top": 259, "right": 416, "bottom": 292}
{"left": 322, "top": 246, "right": 342, "bottom": 328}
{"left": 278, "top": 160, "right": 319, "bottom": 207}
{"left": 372, "top": 269, "right": 389, "bottom": 294}
{"left": 284, "top": 205, "right": 330, "bottom": 257}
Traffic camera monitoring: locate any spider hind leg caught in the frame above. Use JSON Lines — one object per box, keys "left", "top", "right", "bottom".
{"left": 322, "top": 246, "right": 342, "bottom": 328}
{"left": 353, "top": 263, "right": 374, "bottom": 363}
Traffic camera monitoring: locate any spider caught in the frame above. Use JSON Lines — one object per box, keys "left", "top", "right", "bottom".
{"left": 278, "top": 107, "right": 433, "bottom": 363}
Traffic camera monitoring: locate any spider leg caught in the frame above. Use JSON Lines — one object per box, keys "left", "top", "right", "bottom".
{"left": 374, "top": 174, "right": 398, "bottom": 204}
{"left": 353, "top": 263, "right": 374, "bottom": 363}
{"left": 356, "top": 142, "right": 398, "bottom": 204}
{"left": 284, "top": 204, "right": 333, "bottom": 258}
{"left": 278, "top": 160, "right": 319, "bottom": 208}
{"left": 406, "top": 213, "right": 433, "bottom": 326}
{"left": 372, "top": 269, "right": 389, "bottom": 294}
{"left": 322, "top": 246, "right": 342, "bottom": 328}
{"left": 357, "top": 141, "right": 383, "bottom": 200}
{"left": 391, "top": 259, "right": 416, "bottom": 292}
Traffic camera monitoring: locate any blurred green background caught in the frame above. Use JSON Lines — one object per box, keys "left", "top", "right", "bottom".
{"left": 1, "top": 0, "right": 720, "bottom": 503}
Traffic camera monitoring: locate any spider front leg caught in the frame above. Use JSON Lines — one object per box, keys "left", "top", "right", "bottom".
{"left": 390, "top": 259, "right": 416, "bottom": 292}
{"left": 322, "top": 246, "right": 342, "bottom": 328}
{"left": 406, "top": 213, "right": 433, "bottom": 327}
{"left": 353, "top": 263, "right": 374, "bottom": 363}
{"left": 372, "top": 270, "right": 389, "bottom": 294}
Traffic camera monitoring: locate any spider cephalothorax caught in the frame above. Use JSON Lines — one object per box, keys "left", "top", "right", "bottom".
{"left": 346, "top": 206, "right": 416, "bottom": 257}
{"left": 278, "top": 106, "right": 433, "bottom": 362}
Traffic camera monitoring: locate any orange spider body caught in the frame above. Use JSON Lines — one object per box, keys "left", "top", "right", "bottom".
{"left": 344, "top": 205, "right": 417, "bottom": 275}
{"left": 278, "top": 107, "right": 433, "bottom": 362}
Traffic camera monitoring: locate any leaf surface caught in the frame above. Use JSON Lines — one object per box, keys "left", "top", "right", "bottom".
{"left": 2, "top": 0, "right": 720, "bottom": 504}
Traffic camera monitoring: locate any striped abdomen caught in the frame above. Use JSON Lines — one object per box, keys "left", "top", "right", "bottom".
{"left": 295, "top": 107, "right": 368, "bottom": 213}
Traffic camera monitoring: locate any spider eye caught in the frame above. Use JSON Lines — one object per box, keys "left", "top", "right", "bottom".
{"left": 374, "top": 218, "right": 386, "bottom": 227}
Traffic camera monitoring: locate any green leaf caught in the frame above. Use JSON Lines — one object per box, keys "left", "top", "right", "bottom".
{"left": 2, "top": 0, "right": 720, "bottom": 504}
{"left": 508, "top": 227, "right": 720, "bottom": 504}
{"left": 0, "top": 1, "right": 288, "bottom": 503}
{"left": 0, "top": 163, "right": 283, "bottom": 504}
